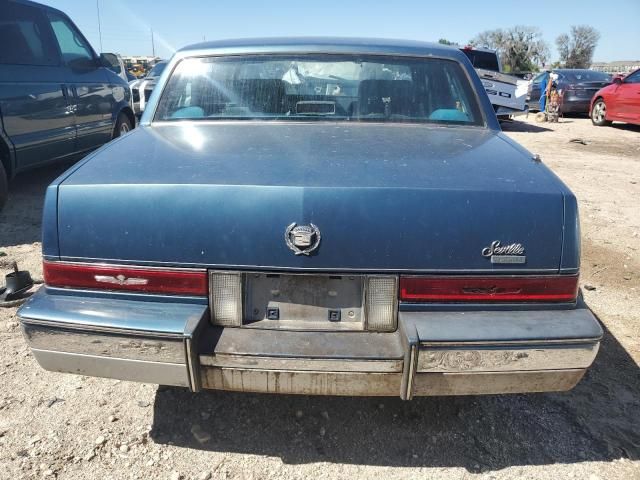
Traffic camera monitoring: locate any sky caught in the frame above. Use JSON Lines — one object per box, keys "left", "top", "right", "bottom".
{"left": 39, "top": 0, "right": 640, "bottom": 63}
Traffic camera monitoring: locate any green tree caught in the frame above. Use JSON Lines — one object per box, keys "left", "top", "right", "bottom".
{"left": 438, "top": 38, "right": 458, "bottom": 46}
{"left": 556, "top": 26, "right": 600, "bottom": 68}
{"left": 471, "top": 26, "right": 549, "bottom": 72}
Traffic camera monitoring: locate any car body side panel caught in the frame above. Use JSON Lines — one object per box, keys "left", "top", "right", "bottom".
{"left": 68, "top": 69, "right": 115, "bottom": 152}
{"left": 42, "top": 184, "right": 60, "bottom": 258}
{"left": 600, "top": 85, "right": 620, "bottom": 119}
{"left": 617, "top": 82, "right": 640, "bottom": 121}
{"left": 0, "top": 65, "right": 76, "bottom": 171}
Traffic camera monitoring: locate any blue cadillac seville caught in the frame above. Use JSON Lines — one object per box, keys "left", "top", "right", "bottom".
{"left": 18, "top": 38, "right": 602, "bottom": 398}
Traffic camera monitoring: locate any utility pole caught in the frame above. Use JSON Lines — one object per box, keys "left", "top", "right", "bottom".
{"left": 151, "top": 28, "right": 155, "bottom": 57}
{"left": 96, "top": 0, "right": 103, "bottom": 52}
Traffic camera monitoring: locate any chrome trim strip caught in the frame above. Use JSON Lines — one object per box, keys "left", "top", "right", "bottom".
{"left": 199, "top": 354, "right": 403, "bottom": 373}
{"left": 43, "top": 260, "right": 206, "bottom": 273}
{"left": 417, "top": 344, "right": 599, "bottom": 373}
{"left": 94, "top": 275, "right": 149, "bottom": 286}
{"left": 419, "top": 338, "right": 602, "bottom": 347}
{"left": 412, "top": 369, "right": 586, "bottom": 396}
{"left": 31, "top": 349, "right": 190, "bottom": 387}
{"left": 400, "top": 302, "right": 579, "bottom": 310}
{"left": 183, "top": 310, "right": 206, "bottom": 392}
{"left": 406, "top": 344, "right": 418, "bottom": 400}
{"left": 43, "top": 286, "right": 207, "bottom": 303}
{"left": 398, "top": 318, "right": 418, "bottom": 400}
{"left": 20, "top": 318, "right": 185, "bottom": 339}
{"left": 22, "top": 323, "right": 185, "bottom": 363}
{"left": 401, "top": 273, "right": 578, "bottom": 279}
{"left": 57, "top": 256, "right": 559, "bottom": 274}
{"left": 241, "top": 320, "right": 365, "bottom": 331}
{"left": 185, "top": 337, "right": 199, "bottom": 391}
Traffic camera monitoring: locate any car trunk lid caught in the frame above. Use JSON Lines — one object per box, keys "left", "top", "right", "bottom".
{"left": 56, "top": 123, "right": 566, "bottom": 272}
{"left": 567, "top": 80, "right": 611, "bottom": 98}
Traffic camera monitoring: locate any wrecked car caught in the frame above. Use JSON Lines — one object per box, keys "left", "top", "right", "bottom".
{"left": 18, "top": 38, "right": 602, "bottom": 399}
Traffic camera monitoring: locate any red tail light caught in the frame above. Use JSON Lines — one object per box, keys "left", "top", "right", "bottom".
{"left": 399, "top": 275, "right": 578, "bottom": 303}
{"left": 43, "top": 261, "right": 208, "bottom": 296}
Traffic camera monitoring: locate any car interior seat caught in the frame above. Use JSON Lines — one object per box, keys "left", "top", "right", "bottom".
{"left": 356, "top": 80, "right": 415, "bottom": 118}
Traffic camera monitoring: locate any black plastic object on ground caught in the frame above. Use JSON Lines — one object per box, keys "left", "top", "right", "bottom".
{"left": 0, "top": 262, "right": 34, "bottom": 305}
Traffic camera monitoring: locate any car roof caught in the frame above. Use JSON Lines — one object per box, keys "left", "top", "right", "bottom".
{"left": 177, "top": 37, "right": 467, "bottom": 60}
{"left": 9, "top": 0, "right": 65, "bottom": 16}
{"left": 554, "top": 69, "right": 603, "bottom": 73}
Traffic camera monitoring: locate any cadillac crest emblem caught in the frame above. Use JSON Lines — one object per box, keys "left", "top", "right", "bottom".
{"left": 285, "top": 223, "right": 321, "bottom": 255}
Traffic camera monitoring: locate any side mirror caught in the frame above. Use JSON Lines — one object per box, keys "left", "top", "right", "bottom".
{"left": 100, "top": 53, "right": 121, "bottom": 73}
{"left": 68, "top": 56, "right": 99, "bottom": 72}
{"left": 613, "top": 77, "right": 623, "bottom": 85}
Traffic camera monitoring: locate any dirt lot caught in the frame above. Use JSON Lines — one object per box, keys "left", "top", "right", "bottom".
{"left": 1, "top": 116, "right": 639, "bottom": 480}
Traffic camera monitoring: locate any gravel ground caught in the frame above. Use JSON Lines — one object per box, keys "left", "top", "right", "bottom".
{"left": 0, "top": 116, "right": 639, "bottom": 480}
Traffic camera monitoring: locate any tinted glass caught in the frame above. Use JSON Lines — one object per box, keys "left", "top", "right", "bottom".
{"left": 624, "top": 70, "right": 640, "bottom": 84}
{"left": 0, "top": 2, "right": 58, "bottom": 66}
{"left": 47, "top": 12, "right": 94, "bottom": 65}
{"left": 107, "top": 63, "right": 122, "bottom": 74}
{"left": 531, "top": 73, "right": 546, "bottom": 84}
{"left": 148, "top": 62, "right": 167, "bottom": 77}
{"left": 560, "top": 70, "right": 612, "bottom": 83}
{"left": 461, "top": 49, "right": 500, "bottom": 72}
{"left": 155, "top": 55, "right": 484, "bottom": 126}
{"left": 102, "top": 54, "right": 122, "bottom": 74}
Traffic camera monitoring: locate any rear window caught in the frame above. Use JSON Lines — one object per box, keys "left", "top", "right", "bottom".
{"left": 154, "top": 54, "right": 484, "bottom": 126}
{"left": 0, "top": 2, "right": 58, "bottom": 66}
{"left": 561, "top": 70, "right": 612, "bottom": 83}
{"left": 461, "top": 49, "right": 500, "bottom": 72}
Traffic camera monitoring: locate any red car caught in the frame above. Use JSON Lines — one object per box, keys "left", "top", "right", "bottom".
{"left": 590, "top": 69, "right": 640, "bottom": 126}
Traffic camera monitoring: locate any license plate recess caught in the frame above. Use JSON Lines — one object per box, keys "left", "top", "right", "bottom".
{"left": 244, "top": 273, "right": 365, "bottom": 330}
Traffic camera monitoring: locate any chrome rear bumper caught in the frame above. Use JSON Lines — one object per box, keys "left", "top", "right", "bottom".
{"left": 18, "top": 289, "right": 602, "bottom": 398}
{"left": 18, "top": 290, "right": 207, "bottom": 389}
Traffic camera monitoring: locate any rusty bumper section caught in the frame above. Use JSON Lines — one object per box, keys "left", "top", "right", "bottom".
{"left": 18, "top": 289, "right": 207, "bottom": 390}
{"left": 18, "top": 289, "right": 603, "bottom": 398}
{"left": 197, "top": 310, "right": 601, "bottom": 398}
{"left": 197, "top": 326, "right": 407, "bottom": 396}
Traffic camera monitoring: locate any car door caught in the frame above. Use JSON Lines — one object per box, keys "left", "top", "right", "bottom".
{"left": 528, "top": 72, "right": 545, "bottom": 107}
{"left": 46, "top": 10, "right": 114, "bottom": 153}
{"left": 616, "top": 70, "right": 640, "bottom": 122}
{"left": 0, "top": 0, "right": 76, "bottom": 171}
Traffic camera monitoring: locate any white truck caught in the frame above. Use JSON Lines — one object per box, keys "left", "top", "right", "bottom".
{"left": 460, "top": 46, "right": 528, "bottom": 117}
